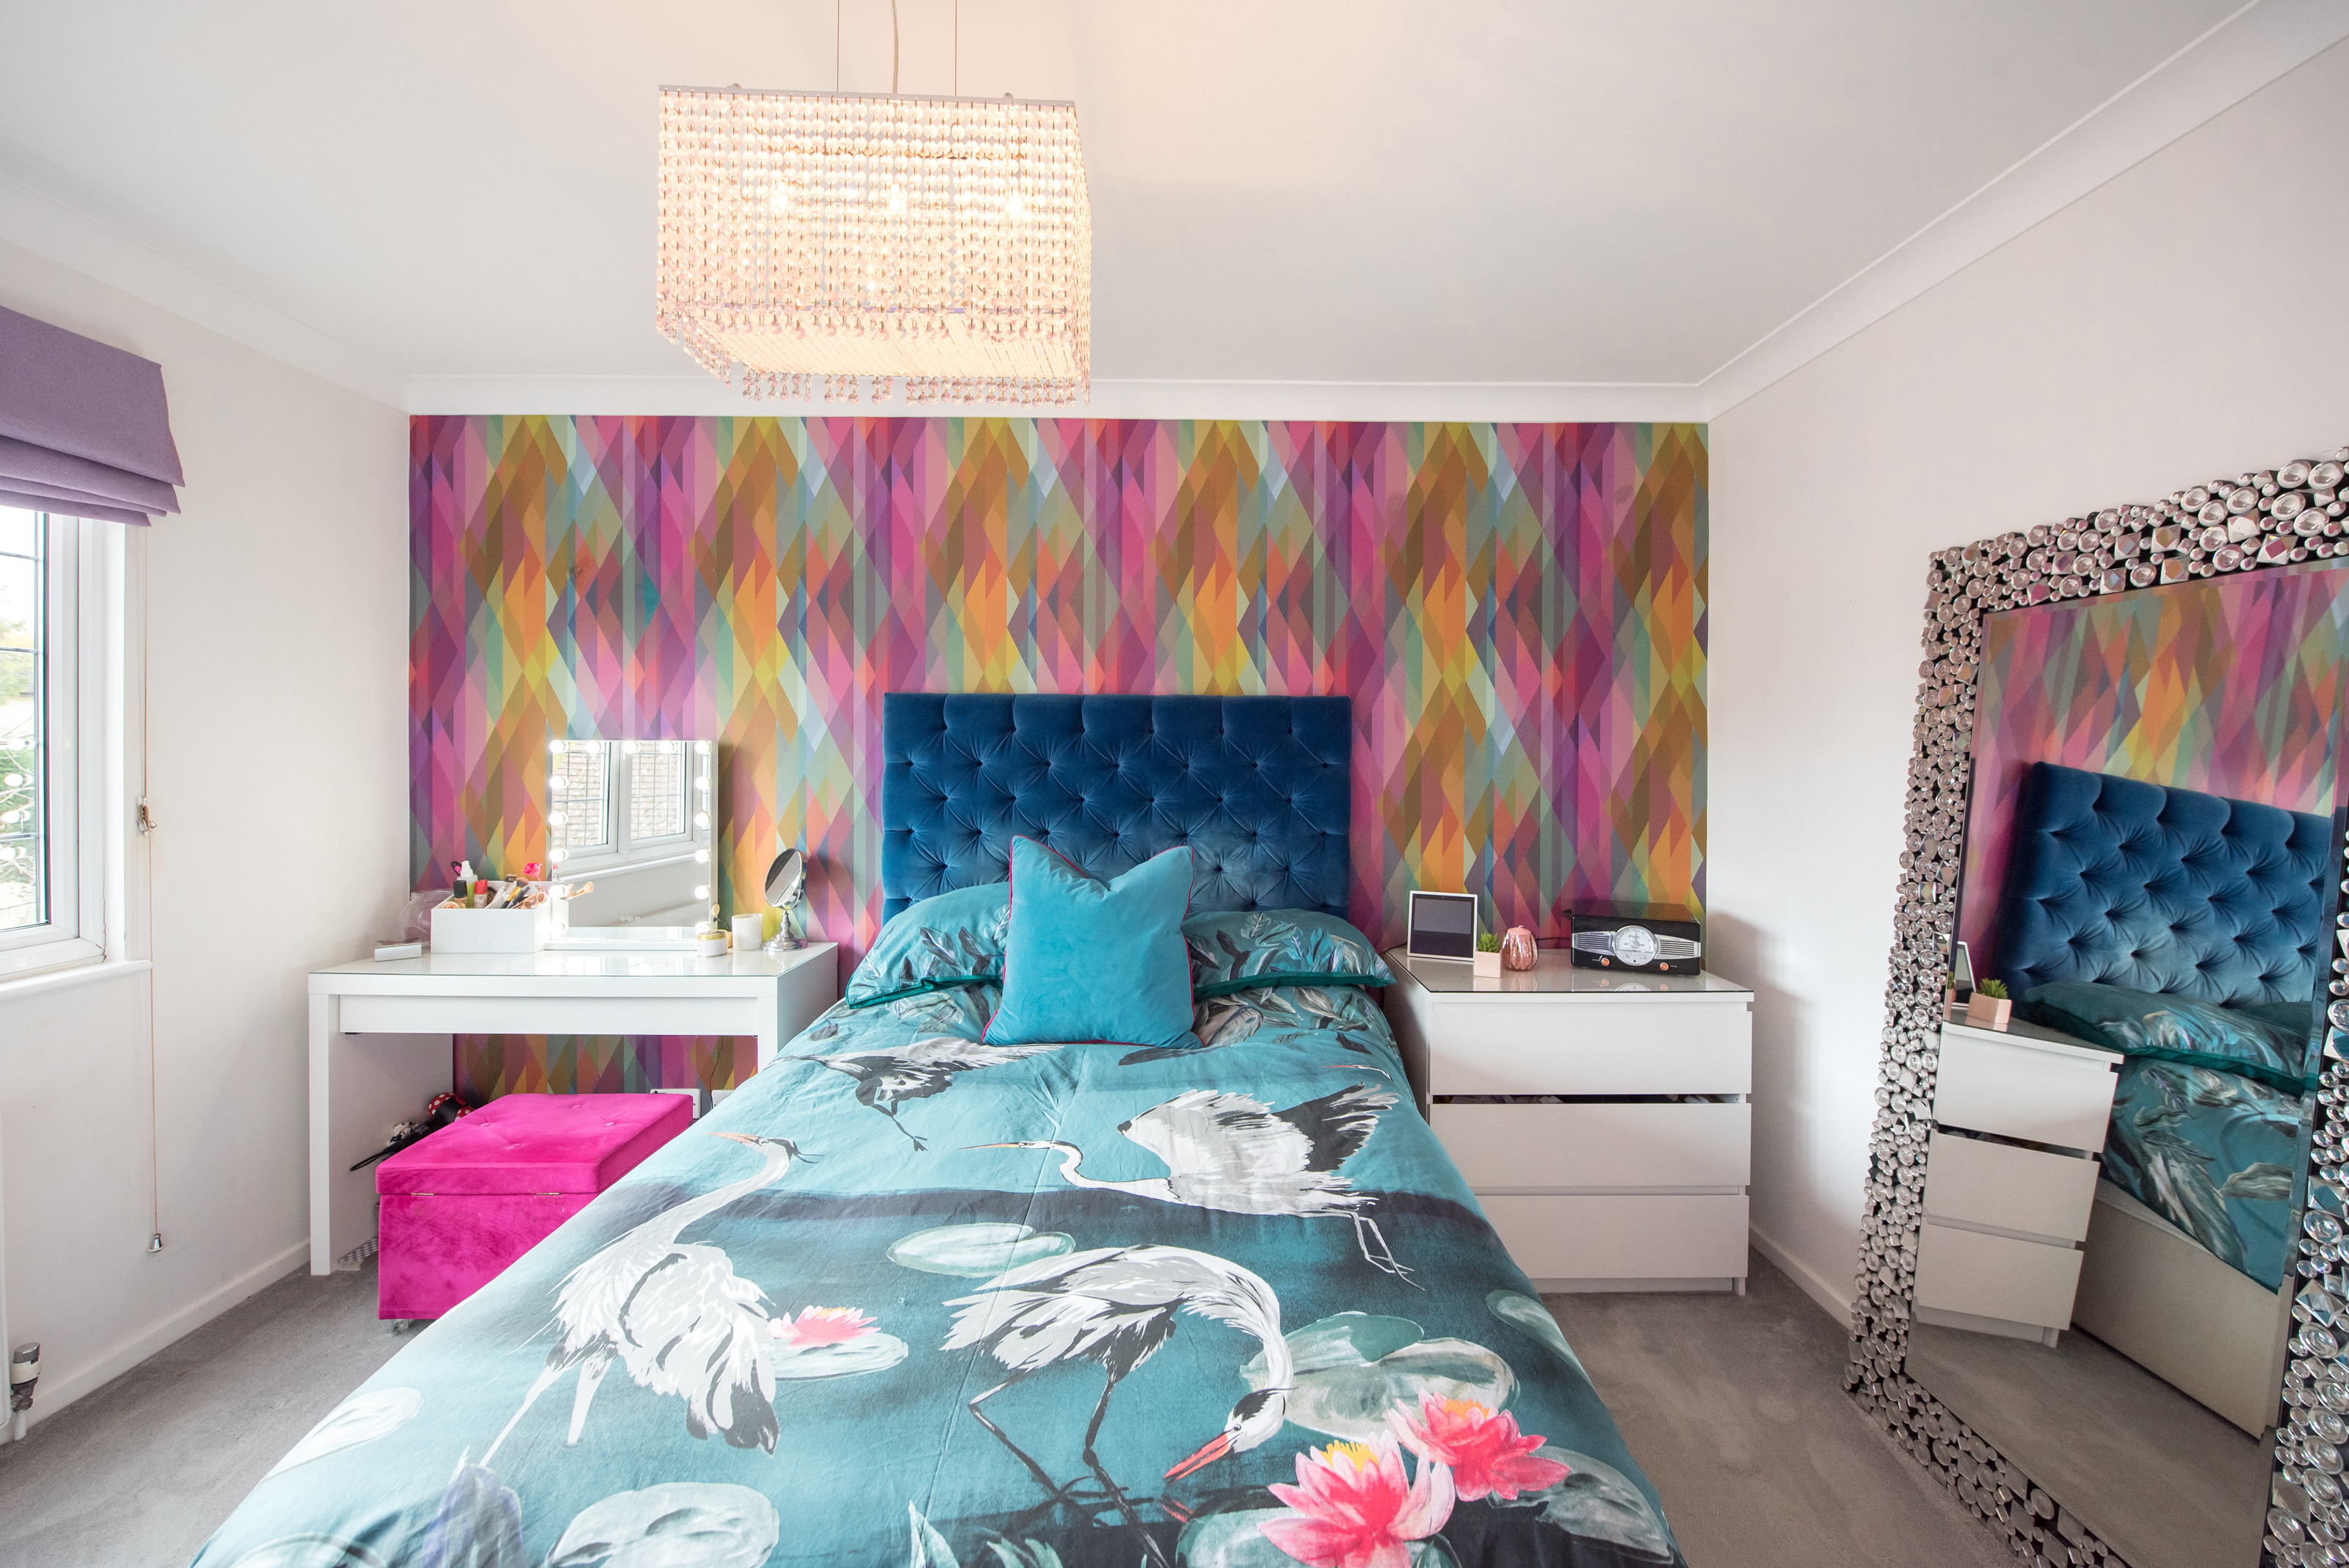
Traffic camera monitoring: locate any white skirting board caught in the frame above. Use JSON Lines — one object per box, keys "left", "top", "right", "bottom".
{"left": 2071, "top": 1180, "right": 2291, "bottom": 1437}
{"left": 0, "top": 1240, "right": 306, "bottom": 1440}
{"left": 1748, "top": 1223, "right": 1854, "bottom": 1322}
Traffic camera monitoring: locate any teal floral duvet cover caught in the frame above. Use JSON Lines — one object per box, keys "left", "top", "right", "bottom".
{"left": 193, "top": 984, "right": 1680, "bottom": 1568}
{"left": 2102, "top": 1056, "right": 2309, "bottom": 1291}
{"left": 2021, "top": 982, "right": 2313, "bottom": 1290}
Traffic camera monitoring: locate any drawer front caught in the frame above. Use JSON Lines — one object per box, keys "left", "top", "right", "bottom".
{"left": 339, "top": 993, "right": 762, "bottom": 1037}
{"left": 1914, "top": 1219, "right": 2083, "bottom": 1330}
{"left": 1428, "top": 1000, "right": 1751, "bottom": 1096}
{"left": 1478, "top": 1194, "right": 1749, "bottom": 1280}
{"left": 1933, "top": 1031, "right": 2118, "bottom": 1150}
{"left": 1431, "top": 1102, "right": 1750, "bottom": 1191}
{"left": 1923, "top": 1132, "right": 2099, "bottom": 1244}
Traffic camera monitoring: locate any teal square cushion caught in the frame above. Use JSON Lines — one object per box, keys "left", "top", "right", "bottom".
{"left": 985, "top": 838, "right": 1200, "bottom": 1050}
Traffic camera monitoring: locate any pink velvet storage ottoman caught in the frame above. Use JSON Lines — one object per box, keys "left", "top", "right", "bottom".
{"left": 376, "top": 1093, "right": 691, "bottom": 1321}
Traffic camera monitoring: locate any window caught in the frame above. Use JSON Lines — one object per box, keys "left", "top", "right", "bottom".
{"left": 547, "top": 738, "right": 693, "bottom": 868}
{"left": 0, "top": 508, "right": 106, "bottom": 978}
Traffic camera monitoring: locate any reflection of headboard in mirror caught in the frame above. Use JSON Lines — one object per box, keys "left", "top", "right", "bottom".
{"left": 879, "top": 693, "right": 1351, "bottom": 922}
{"left": 1988, "top": 761, "right": 2330, "bottom": 1004}
{"left": 544, "top": 736, "right": 717, "bottom": 929}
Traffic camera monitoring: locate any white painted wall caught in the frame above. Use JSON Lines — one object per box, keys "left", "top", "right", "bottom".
{"left": 1710, "top": 39, "right": 2349, "bottom": 1319}
{"left": 0, "top": 238, "right": 407, "bottom": 1429}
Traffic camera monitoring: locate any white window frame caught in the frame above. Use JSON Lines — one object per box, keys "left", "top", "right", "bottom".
{"left": 0, "top": 512, "right": 113, "bottom": 980}
{"left": 551, "top": 740, "right": 695, "bottom": 874}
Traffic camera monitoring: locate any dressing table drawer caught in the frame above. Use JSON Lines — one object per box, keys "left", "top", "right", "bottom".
{"left": 1932, "top": 1023, "right": 2119, "bottom": 1151}
{"left": 1432, "top": 1102, "right": 1750, "bottom": 1191}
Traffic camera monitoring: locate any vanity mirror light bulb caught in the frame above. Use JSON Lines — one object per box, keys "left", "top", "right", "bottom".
{"left": 620, "top": 741, "right": 638, "bottom": 755}
{"left": 694, "top": 849, "right": 710, "bottom": 863}
{"left": 548, "top": 847, "right": 566, "bottom": 865}
{"left": 694, "top": 811, "right": 710, "bottom": 828}
{"left": 694, "top": 741, "right": 710, "bottom": 754}
{"left": 694, "top": 885, "right": 711, "bottom": 900}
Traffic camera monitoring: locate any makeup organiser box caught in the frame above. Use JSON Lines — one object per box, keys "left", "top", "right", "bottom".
{"left": 429, "top": 905, "right": 553, "bottom": 954}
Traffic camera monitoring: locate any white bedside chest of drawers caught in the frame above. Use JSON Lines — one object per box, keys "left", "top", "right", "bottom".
{"left": 1382, "top": 948, "right": 1754, "bottom": 1293}
{"left": 1912, "top": 1009, "right": 2121, "bottom": 1346}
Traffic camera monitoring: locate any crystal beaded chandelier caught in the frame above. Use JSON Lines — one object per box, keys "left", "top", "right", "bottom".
{"left": 656, "top": 84, "right": 1091, "bottom": 404}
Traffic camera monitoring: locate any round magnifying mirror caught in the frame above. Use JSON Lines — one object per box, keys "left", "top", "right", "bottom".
{"left": 762, "top": 849, "right": 807, "bottom": 951}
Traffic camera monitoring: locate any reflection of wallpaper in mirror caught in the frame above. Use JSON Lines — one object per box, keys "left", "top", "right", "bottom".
{"left": 1956, "top": 562, "right": 2349, "bottom": 976}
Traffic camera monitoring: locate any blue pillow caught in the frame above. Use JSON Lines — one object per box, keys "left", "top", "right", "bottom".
{"left": 987, "top": 839, "right": 1199, "bottom": 1050}
{"left": 843, "top": 883, "right": 1009, "bottom": 1008}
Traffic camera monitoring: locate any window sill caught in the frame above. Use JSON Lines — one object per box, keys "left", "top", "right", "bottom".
{"left": 0, "top": 956, "right": 153, "bottom": 1006}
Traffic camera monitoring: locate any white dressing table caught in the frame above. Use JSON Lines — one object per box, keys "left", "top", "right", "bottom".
{"left": 306, "top": 943, "right": 837, "bottom": 1274}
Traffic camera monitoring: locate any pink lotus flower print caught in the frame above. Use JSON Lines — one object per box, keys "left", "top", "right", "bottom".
{"left": 1387, "top": 1393, "right": 1571, "bottom": 1502}
{"left": 1259, "top": 1435, "right": 1454, "bottom": 1568}
{"left": 766, "top": 1306, "right": 876, "bottom": 1349}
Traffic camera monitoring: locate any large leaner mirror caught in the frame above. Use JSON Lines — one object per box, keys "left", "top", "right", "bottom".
{"left": 1856, "top": 445, "right": 2349, "bottom": 1568}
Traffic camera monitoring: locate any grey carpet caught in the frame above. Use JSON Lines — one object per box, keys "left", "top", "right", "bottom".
{"left": 1547, "top": 1255, "right": 2016, "bottom": 1568}
{"left": 0, "top": 1251, "right": 2011, "bottom": 1567}
{"left": 0, "top": 1262, "right": 398, "bottom": 1568}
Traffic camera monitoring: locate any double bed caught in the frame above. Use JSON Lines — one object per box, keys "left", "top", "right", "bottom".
{"left": 1983, "top": 761, "right": 2327, "bottom": 1433}
{"left": 193, "top": 695, "right": 1683, "bottom": 1568}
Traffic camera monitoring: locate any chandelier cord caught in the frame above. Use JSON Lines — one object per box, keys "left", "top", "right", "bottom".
{"left": 835, "top": 0, "right": 841, "bottom": 91}
{"left": 891, "top": 0, "right": 899, "bottom": 94}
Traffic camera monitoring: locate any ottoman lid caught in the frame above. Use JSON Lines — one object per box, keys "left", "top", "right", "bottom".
{"left": 377, "top": 1093, "right": 692, "bottom": 1195}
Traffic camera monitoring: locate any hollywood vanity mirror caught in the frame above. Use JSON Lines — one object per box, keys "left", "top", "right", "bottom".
{"left": 540, "top": 736, "right": 719, "bottom": 947}
{"left": 1857, "top": 444, "right": 2349, "bottom": 1568}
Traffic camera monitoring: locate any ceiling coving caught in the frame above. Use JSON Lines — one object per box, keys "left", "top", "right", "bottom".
{"left": 656, "top": 86, "right": 1089, "bottom": 404}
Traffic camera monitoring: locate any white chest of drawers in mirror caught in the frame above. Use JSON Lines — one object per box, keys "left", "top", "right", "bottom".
{"left": 1913, "top": 1009, "right": 2121, "bottom": 1346}
{"left": 1382, "top": 949, "right": 1754, "bottom": 1293}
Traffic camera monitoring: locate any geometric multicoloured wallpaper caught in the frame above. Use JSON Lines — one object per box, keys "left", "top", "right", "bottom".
{"left": 1958, "top": 562, "right": 2349, "bottom": 973}
{"left": 412, "top": 416, "right": 1707, "bottom": 1094}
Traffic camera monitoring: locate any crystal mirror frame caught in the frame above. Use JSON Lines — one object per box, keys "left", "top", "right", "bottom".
{"left": 1855, "top": 440, "right": 2349, "bottom": 1567}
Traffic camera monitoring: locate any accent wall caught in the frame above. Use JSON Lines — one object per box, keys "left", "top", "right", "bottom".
{"left": 411, "top": 415, "right": 1707, "bottom": 1095}
{"left": 1956, "top": 562, "right": 2349, "bottom": 975}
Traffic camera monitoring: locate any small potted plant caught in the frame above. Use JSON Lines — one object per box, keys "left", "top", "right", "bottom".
{"left": 1474, "top": 931, "right": 1504, "bottom": 978}
{"left": 1965, "top": 977, "right": 2012, "bottom": 1031}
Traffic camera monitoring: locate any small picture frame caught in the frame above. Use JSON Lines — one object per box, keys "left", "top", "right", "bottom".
{"left": 1406, "top": 890, "right": 1479, "bottom": 962}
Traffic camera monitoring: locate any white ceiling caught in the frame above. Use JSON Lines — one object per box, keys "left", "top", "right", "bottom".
{"left": 2, "top": 0, "right": 2342, "bottom": 418}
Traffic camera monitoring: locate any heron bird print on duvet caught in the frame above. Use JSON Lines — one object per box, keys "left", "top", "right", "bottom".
{"left": 194, "top": 967, "right": 1682, "bottom": 1567}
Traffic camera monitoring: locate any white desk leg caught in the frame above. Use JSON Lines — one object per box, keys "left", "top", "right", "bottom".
{"left": 756, "top": 1001, "right": 780, "bottom": 1075}
{"left": 309, "top": 992, "right": 335, "bottom": 1276}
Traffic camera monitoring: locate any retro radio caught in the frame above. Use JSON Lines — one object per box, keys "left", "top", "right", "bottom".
{"left": 1568, "top": 904, "right": 1703, "bottom": 975}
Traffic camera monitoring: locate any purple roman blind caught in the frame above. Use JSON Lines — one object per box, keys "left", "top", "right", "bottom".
{"left": 0, "top": 305, "right": 184, "bottom": 524}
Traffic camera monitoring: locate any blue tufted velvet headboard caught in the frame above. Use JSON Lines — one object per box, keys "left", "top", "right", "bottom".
{"left": 880, "top": 694, "right": 1351, "bottom": 921}
{"left": 1987, "top": 761, "right": 2332, "bottom": 1005}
